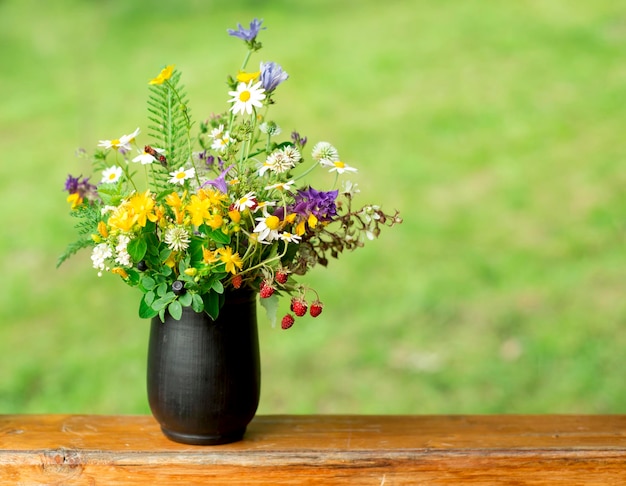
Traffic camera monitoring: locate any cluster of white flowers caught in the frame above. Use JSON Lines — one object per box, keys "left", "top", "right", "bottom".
{"left": 258, "top": 146, "right": 301, "bottom": 176}
{"left": 115, "top": 235, "right": 132, "bottom": 266}
{"left": 91, "top": 243, "right": 113, "bottom": 276}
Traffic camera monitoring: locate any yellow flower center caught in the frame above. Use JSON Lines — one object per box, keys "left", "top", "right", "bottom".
{"left": 334, "top": 161, "right": 345, "bottom": 168}
{"left": 176, "top": 171, "right": 186, "bottom": 179}
{"left": 111, "top": 138, "right": 120, "bottom": 147}
{"left": 239, "top": 90, "right": 251, "bottom": 102}
{"left": 266, "top": 215, "right": 280, "bottom": 230}
{"left": 108, "top": 173, "right": 117, "bottom": 180}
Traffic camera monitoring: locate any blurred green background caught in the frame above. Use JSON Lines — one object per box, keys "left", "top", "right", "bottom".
{"left": 1, "top": 0, "right": 626, "bottom": 415}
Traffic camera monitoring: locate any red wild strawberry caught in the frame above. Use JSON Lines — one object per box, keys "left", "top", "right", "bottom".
{"left": 309, "top": 300, "right": 323, "bottom": 317}
{"left": 275, "top": 269, "right": 289, "bottom": 285}
{"left": 259, "top": 280, "right": 275, "bottom": 299}
{"left": 231, "top": 274, "right": 242, "bottom": 289}
{"left": 291, "top": 297, "right": 308, "bottom": 317}
{"left": 281, "top": 314, "right": 295, "bottom": 330}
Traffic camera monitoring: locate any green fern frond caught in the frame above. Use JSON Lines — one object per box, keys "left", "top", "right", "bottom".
{"left": 147, "top": 70, "right": 193, "bottom": 171}
{"left": 57, "top": 238, "right": 93, "bottom": 268}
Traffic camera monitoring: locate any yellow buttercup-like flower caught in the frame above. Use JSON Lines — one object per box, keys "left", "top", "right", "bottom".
{"left": 236, "top": 70, "right": 260, "bottom": 83}
{"left": 217, "top": 247, "right": 243, "bottom": 275}
{"left": 149, "top": 65, "right": 175, "bottom": 85}
{"left": 128, "top": 191, "right": 158, "bottom": 227}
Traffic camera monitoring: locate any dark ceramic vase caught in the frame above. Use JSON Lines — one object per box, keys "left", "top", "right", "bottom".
{"left": 147, "top": 290, "right": 260, "bottom": 445}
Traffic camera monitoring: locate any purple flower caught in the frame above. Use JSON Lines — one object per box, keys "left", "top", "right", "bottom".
{"left": 227, "top": 18, "right": 265, "bottom": 43}
{"left": 64, "top": 174, "right": 98, "bottom": 204}
{"left": 291, "top": 131, "right": 307, "bottom": 148}
{"left": 260, "top": 62, "right": 289, "bottom": 93}
{"left": 202, "top": 164, "right": 235, "bottom": 194}
{"left": 275, "top": 186, "right": 338, "bottom": 224}
{"left": 64, "top": 174, "right": 96, "bottom": 196}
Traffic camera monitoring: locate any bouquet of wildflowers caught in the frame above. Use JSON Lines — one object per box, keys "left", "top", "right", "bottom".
{"left": 60, "top": 19, "right": 401, "bottom": 328}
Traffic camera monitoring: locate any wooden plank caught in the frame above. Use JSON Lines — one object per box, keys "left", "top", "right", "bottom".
{"left": 0, "top": 415, "right": 626, "bottom": 484}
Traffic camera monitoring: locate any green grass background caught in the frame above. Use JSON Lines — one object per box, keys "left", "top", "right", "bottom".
{"left": 1, "top": 0, "right": 626, "bottom": 414}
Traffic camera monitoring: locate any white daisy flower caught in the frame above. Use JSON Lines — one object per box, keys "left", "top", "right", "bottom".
{"left": 279, "top": 232, "right": 301, "bottom": 244}
{"left": 311, "top": 141, "right": 339, "bottom": 163}
{"left": 164, "top": 226, "right": 191, "bottom": 252}
{"left": 98, "top": 128, "right": 140, "bottom": 152}
{"left": 327, "top": 160, "right": 357, "bottom": 174}
{"left": 132, "top": 147, "right": 164, "bottom": 165}
{"left": 121, "top": 127, "right": 141, "bottom": 145}
{"left": 101, "top": 165, "right": 123, "bottom": 184}
{"left": 228, "top": 81, "right": 266, "bottom": 115}
{"left": 254, "top": 200, "right": 276, "bottom": 213}
{"left": 265, "top": 180, "right": 295, "bottom": 193}
{"left": 253, "top": 214, "right": 281, "bottom": 242}
{"left": 169, "top": 167, "right": 196, "bottom": 185}
{"left": 233, "top": 191, "right": 257, "bottom": 211}
{"left": 211, "top": 132, "right": 232, "bottom": 152}
{"left": 209, "top": 124, "right": 225, "bottom": 139}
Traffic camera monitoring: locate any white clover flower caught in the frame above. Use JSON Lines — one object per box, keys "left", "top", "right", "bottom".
{"left": 164, "top": 226, "right": 191, "bottom": 252}
{"left": 259, "top": 121, "right": 281, "bottom": 136}
{"left": 101, "top": 165, "right": 123, "bottom": 184}
{"left": 281, "top": 145, "right": 301, "bottom": 164}
{"left": 311, "top": 141, "right": 339, "bottom": 163}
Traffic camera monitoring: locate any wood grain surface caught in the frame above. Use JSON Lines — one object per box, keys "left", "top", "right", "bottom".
{"left": 1, "top": 414, "right": 626, "bottom": 484}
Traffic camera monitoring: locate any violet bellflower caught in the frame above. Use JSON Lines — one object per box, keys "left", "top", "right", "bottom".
{"left": 202, "top": 164, "right": 235, "bottom": 194}
{"left": 227, "top": 18, "right": 265, "bottom": 43}
{"left": 64, "top": 174, "right": 96, "bottom": 197}
{"left": 260, "top": 61, "right": 289, "bottom": 93}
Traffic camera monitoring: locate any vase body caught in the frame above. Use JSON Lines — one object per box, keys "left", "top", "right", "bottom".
{"left": 147, "top": 290, "right": 260, "bottom": 445}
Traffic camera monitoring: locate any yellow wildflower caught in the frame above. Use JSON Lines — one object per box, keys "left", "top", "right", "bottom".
{"left": 202, "top": 247, "right": 219, "bottom": 264}
{"left": 128, "top": 191, "right": 158, "bottom": 227}
{"left": 97, "top": 221, "right": 109, "bottom": 238}
{"left": 111, "top": 267, "right": 129, "bottom": 279}
{"left": 187, "top": 194, "right": 212, "bottom": 227}
{"left": 149, "top": 65, "right": 175, "bottom": 85}
{"left": 217, "top": 247, "right": 243, "bottom": 275}
{"left": 108, "top": 205, "right": 138, "bottom": 232}
{"left": 236, "top": 70, "right": 260, "bottom": 83}
{"left": 66, "top": 193, "right": 83, "bottom": 209}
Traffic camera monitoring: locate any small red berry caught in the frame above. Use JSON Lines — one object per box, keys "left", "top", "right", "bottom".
{"left": 309, "top": 300, "right": 323, "bottom": 317}
{"left": 281, "top": 314, "right": 295, "bottom": 330}
{"left": 231, "top": 274, "right": 242, "bottom": 289}
{"left": 275, "top": 269, "right": 289, "bottom": 285}
{"left": 259, "top": 280, "right": 275, "bottom": 298}
{"left": 291, "top": 297, "right": 308, "bottom": 317}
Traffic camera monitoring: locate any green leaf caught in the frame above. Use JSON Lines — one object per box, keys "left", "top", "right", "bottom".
{"left": 202, "top": 291, "right": 220, "bottom": 320}
{"left": 156, "top": 282, "right": 168, "bottom": 297}
{"left": 141, "top": 276, "right": 156, "bottom": 291}
{"left": 205, "top": 228, "right": 231, "bottom": 245}
{"left": 144, "top": 290, "right": 155, "bottom": 306}
{"left": 259, "top": 294, "right": 278, "bottom": 328}
{"left": 139, "top": 295, "right": 159, "bottom": 319}
{"left": 191, "top": 293, "right": 204, "bottom": 313}
{"left": 128, "top": 237, "right": 148, "bottom": 262}
{"left": 168, "top": 300, "right": 183, "bottom": 320}
{"left": 211, "top": 279, "right": 224, "bottom": 294}
{"left": 178, "top": 291, "right": 192, "bottom": 307}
